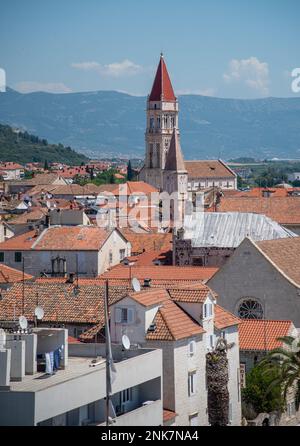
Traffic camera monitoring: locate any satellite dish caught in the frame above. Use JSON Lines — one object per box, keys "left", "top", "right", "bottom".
{"left": 34, "top": 306, "right": 44, "bottom": 320}
{"left": 131, "top": 277, "right": 141, "bottom": 292}
{"left": 19, "top": 315, "right": 28, "bottom": 330}
{"left": 122, "top": 334, "right": 131, "bottom": 350}
{"left": 0, "top": 328, "right": 6, "bottom": 348}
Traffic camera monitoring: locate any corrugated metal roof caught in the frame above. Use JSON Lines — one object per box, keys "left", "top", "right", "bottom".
{"left": 183, "top": 212, "right": 297, "bottom": 248}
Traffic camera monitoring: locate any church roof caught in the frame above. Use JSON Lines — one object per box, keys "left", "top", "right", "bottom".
{"left": 149, "top": 54, "right": 176, "bottom": 102}
{"left": 164, "top": 128, "right": 186, "bottom": 172}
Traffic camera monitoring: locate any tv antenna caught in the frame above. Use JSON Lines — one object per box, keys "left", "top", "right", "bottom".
{"left": 131, "top": 277, "right": 141, "bottom": 292}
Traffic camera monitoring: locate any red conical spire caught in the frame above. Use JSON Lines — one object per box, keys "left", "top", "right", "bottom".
{"left": 149, "top": 54, "right": 176, "bottom": 102}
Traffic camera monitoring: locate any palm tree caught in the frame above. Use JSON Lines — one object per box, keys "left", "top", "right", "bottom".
{"left": 260, "top": 336, "right": 300, "bottom": 409}
{"left": 206, "top": 338, "right": 229, "bottom": 426}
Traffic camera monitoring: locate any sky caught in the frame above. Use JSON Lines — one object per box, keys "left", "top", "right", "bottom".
{"left": 1, "top": 0, "right": 300, "bottom": 98}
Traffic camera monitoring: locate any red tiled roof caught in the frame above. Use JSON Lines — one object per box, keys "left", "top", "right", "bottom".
{"left": 166, "top": 282, "right": 213, "bottom": 303}
{"left": 0, "top": 282, "right": 130, "bottom": 324}
{"left": 0, "top": 264, "right": 33, "bottom": 284}
{"left": 185, "top": 160, "right": 236, "bottom": 179}
{"left": 128, "top": 288, "right": 169, "bottom": 307}
{"left": 217, "top": 196, "right": 300, "bottom": 225}
{"left": 119, "top": 230, "right": 172, "bottom": 254}
{"left": 146, "top": 298, "right": 205, "bottom": 341}
{"left": 149, "top": 55, "right": 176, "bottom": 102}
{"left": 214, "top": 305, "right": 241, "bottom": 330}
{"left": 112, "top": 181, "right": 158, "bottom": 196}
{"left": 101, "top": 265, "right": 218, "bottom": 282}
{"left": 0, "top": 227, "right": 116, "bottom": 251}
{"left": 239, "top": 319, "right": 293, "bottom": 351}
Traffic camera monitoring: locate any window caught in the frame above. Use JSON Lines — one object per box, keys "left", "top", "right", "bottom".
{"left": 0, "top": 252, "right": 4, "bottom": 262}
{"left": 14, "top": 252, "right": 22, "bottom": 263}
{"left": 188, "top": 371, "right": 197, "bottom": 396}
{"left": 221, "top": 330, "right": 226, "bottom": 339}
{"left": 115, "top": 307, "right": 135, "bottom": 324}
{"left": 188, "top": 340, "right": 196, "bottom": 356}
{"left": 109, "top": 250, "right": 113, "bottom": 264}
{"left": 203, "top": 303, "right": 213, "bottom": 318}
{"left": 119, "top": 249, "right": 125, "bottom": 261}
{"left": 238, "top": 298, "right": 263, "bottom": 319}
{"left": 121, "top": 388, "right": 132, "bottom": 404}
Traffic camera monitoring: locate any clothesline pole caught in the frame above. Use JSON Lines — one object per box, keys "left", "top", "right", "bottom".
{"left": 104, "top": 279, "right": 110, "bottom": 427}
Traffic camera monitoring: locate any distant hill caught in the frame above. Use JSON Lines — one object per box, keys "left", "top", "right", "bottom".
{"left": 1, "top": 88, "right": 300, "bottom": 159}
{"left": 0, "top": 123, "right": 89, "bottom": 165}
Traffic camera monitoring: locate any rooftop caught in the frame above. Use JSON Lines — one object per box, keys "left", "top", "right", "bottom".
{"left": 0, "top": 226, "right": 118, "bottom": 251}
{"left": 185, "top": 160, "right": 236, "bottom": 179}
{"left": 239, "top": 319, "right": 293, "bottom": 351}
{"left": 0, "top": 264, "right": 33, "bottom": 284}
{"left": 217, "top": 196, "right": 300, "bottom": 225}
{"left": 183, "top": 212, "right": 297, "bottom": 248}
{"left": 149, "top": 54, "right": 176, "bottom": 102}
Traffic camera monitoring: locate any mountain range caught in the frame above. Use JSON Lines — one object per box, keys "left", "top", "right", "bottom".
{"left": 1, "top": 88, "right": 300, "bottom": 160}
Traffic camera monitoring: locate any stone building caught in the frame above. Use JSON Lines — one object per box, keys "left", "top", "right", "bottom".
{"left": 110, "top": 283, "right": 241, "bottom": 426}
{"left": 173, "top": 212, "right": 297, "bottom": 267}
{"left": 0, "top": 226, "right": 131, "bottom": 277}
{"left": 208, "top": 236, "right": 300, "bottom": 327}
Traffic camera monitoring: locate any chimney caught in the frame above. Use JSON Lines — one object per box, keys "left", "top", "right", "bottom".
{"left": 143, "top": 278, "right": 152, "bottom": 288}
{"left": 66, "top": 272, "right": 75, "bottom": 284}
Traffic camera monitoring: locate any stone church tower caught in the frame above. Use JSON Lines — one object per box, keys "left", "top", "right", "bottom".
{"left": 163, "top": 127, "right": 188, "bottom": 225}
{"left": 140, "top": 54, "right": 179, "bottom": 190}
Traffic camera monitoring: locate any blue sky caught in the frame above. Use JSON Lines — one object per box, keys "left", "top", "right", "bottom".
{"left": 1, "top": 0, "right": 300, "bottom": 98}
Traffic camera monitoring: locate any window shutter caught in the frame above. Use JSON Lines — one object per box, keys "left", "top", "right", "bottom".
{"left": 127, "top": 308, "right": 135, "bottom": 324}
{"left": 115, "top": 308, "right": 122, "bottom": 323}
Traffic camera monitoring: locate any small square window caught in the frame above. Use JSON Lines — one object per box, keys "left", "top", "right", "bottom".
{"left": 0, "top": 252, "right": 4, "bottom": 262}
{"left": 15, "top": 252, "right": 22, "bottom": 263}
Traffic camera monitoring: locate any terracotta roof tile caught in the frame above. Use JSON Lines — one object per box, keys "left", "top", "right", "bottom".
{"left": 0, "top": 264, "right": 33, "bottom": 284}
{"left": 239, "top": 319, "right": 293, "bottom": 351}
{"left": 185, "top": 160, "right": 236, "bottom": 179}
{"left": 0, "top": 282, "right": 130, "bottom": 324}
{"left": 0, "top": 226, "right": 116, "bottom": 251}
{"left": 214, "top": 305, "right": 241, "bottom": 330}
{"left": 217, "top": 196, "right": 300, "bottom": 225}
{"left": 166, "top": 282, "right": 212, "bottom": 303}
{"left": 146, "top": 298, "right": 204, "bottom": 341}
{"left": 128, "top": 288, "right": 169, "bottom": 307}
{"left": 101, "top": 264, "right": 218, "bottom": 282}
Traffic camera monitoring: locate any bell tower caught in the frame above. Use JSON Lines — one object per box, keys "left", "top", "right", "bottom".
{"left": 141, "top": 54, "right": 179, "bottom": 190}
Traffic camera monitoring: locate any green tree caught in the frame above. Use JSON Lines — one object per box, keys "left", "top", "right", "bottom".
{"left": 44, "top": 159, "right": 49, "bottom": 170}
{"left": 127, "top": 160, "right": 134, "bottom": 181}
{"left": 242, "top": 364, "right": 285, "bottom": 416}
{"left": 260, "top": 336, "right": 300, "bottom": 409}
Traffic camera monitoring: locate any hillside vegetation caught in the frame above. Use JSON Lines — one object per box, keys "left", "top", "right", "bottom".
{"left": 0, "top": 124, "right": 89, "bottom": 164}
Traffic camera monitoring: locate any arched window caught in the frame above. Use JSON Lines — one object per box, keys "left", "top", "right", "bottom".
{"left": 238, "top": 298, "right": 263, "bottom": 319}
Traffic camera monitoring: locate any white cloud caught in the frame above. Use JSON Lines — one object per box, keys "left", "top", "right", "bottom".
{"left": 71, "top": 59, "right": 143, "bottom": 78}
{"left": 15, "top": 81, "right": 72, "bottom": 93}
{"left": 176, "top": 88, "right": 216, "bottom": 96}
{"left": 223, "top": 57, "right": 269, "bottom": 95}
